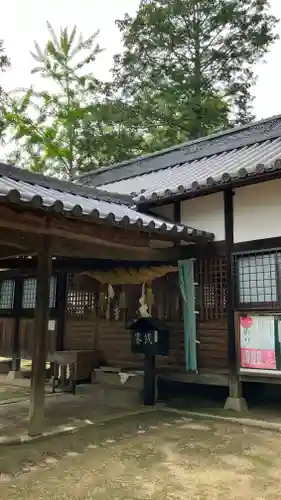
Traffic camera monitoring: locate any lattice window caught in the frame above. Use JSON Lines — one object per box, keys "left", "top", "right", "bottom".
{"left": 195, "top": 258, "right": 227, "bottom": 320}
{"left": 67, "top": 290, "right": 96, "bottom": 318}
{"left": 66, "top": 274, "right": 97, "bottom": 318}
{"left": 234, "top": 250, "right": 281, "bottom": 309}
{"left": 0, "top": 280, "right": 15, "bottom": 310}
{"left": 22, "top": 276, "right": 57, "bottom": 309}
{"left": 22, "top": 278, "right": 36, "bottom": 309}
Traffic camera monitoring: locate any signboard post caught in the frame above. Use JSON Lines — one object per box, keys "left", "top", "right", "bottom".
{"left": 129, "top": 318, "right": 170, "bottom": 406}
{"left": 240, "top": 315, "right": 277, "bottom": 370}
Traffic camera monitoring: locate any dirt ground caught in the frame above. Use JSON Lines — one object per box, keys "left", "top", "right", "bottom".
{"left": 0, "top": 384, "right": 30, "bottom": 402}
{"left": 0, "top": 410, "right": 280, "bottom": 500}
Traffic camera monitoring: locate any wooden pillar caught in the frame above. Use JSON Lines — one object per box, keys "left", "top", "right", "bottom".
{"left": 11, "top": 277, "right": 23, "bottom": 373}
{"left": 56, "top": 272, "right": 67, "bottom": 351}
{"left": 223, "top": 189, "right": 247, "bottom": 411}
{"left": 28, "top": 236, "right": 52, "bottom": 436}
{"left": 143, "top": 353, "right": 156, "bottom": 406}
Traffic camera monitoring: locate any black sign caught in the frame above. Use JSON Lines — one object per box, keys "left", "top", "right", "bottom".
{"left": 129, "top": 318, "right": 169, "bottom": 356}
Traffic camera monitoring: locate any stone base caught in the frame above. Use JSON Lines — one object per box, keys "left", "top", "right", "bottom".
{"left": 6, "top": 370, "right": 24, "bottom": 381}
{"left": 0, "top": 360, "right": 12, "bottom": 374}
{"left": 224, "top": 396, "right": 248, "bottom": 412}
{"left": 93, "top": 385, "right": 142, "bottom": 408}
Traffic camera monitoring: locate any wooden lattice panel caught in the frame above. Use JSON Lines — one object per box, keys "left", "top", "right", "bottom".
{"left": 195, "top": 258, "right": 227, "bottom": 321}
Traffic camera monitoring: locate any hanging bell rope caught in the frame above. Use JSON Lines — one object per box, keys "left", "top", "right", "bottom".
{"left": 82, "top": 265, "right": 177, "bottom": 285}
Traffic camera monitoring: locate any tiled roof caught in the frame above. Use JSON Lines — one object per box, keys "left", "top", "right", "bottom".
{"left": 106, "top": 138, "right": 281, "bottom": 203}
{"left": 0, "top": 163, "right": 214, "bottom": 242}
{"left": 78, "top": 114, "right": 281, "bottom": 204}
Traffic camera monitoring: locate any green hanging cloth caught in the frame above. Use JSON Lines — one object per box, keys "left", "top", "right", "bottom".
{"left": 178, "top": 259, "right": 197, "bottom": 372}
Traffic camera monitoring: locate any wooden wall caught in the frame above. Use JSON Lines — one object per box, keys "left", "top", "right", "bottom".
{"left": 0, "top": 316, "right": 56, "bottom": 358}
{"left": 0, "top": 317, "right": 14, "bottom": 357}
{"left": 64, "top": 273, "right": 187, "bottom": 370}
{"left": 65, "top": 258, "right": 228, "bottom": 372}
{"left": 64, "top": 318, "right": 186, "bottom": 371}
{"left": 197, "top": 320, "right": 228, "bottom": 370}
{"left": 195, "top": 257, "right": 228, "bottom": 370}
{"left": 0, "top": 256, "right": 228, "bottom": 372}
{"left": 19, "top": 319, "right": 56, "bottom": 357}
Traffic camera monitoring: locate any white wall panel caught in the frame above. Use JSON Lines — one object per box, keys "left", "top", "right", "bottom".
{"left": 233, "top": 179, "right": 281, "bottom": 242}
{"left": 181, "top": 192, "right": 225, "bottom": 241}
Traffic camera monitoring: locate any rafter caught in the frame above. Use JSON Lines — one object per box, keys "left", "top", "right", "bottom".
{"left": 0, "top": 244, "right": 194, "bottom": 270}
{"left": 0, "top": 245, "right": 33, "bottom": 260}
{"left": 0, "top": 206, "right": 152, "bottom": 250}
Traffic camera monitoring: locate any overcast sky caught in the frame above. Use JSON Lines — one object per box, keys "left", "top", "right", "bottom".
{"left": 1, "top": 0, "right": 281, "bottom": 120}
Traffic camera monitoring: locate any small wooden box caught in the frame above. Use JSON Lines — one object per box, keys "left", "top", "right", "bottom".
{"left": 48, "top": 350, "right": 98, "bottom": 382}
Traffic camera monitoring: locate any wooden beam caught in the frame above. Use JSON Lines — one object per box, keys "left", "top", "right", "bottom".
{"left": 224, "top": 189, "right": 236, "bottom": 370}
{"left": 0, "top": 206, "right": 152, "bottom": 249}
{"left": 11, "top": 277, "right": 23, "bottom": 373}
{"left": 51, "top": 239, "right": 177, "bottom": 261}
{"left": 0, "top": 238, "right": 28, "bottom": 250}
{"left": 173, "top": 202, "right": 181, "bottom": 249}
{"left": 0, "top": 248, "right": 31, "bottom": 260}
{"left": 173, "top": 201, "right": 181, "bottom": 224}
{"left": 0, "top": 229, "right": 35, "bottom": 258}
{"left": 0, "top": 229, "right": 173, "bottom": 262}
{"left": 223, "top": 189, "right": 246, "bottom": 411}
{"left": 56, "top": 272, "right": 67, "bottom": 351}
{"left": 0, "top": 209, "right": 179, "bottom": 260}
{"left": 28, "top": 236, "right": 52, "bottom": 436}
{"left": 1, "top": 245, "right": 196, "bottom": 272}
{"left": 1, "top": 231, "right": 32, "bottom": 250}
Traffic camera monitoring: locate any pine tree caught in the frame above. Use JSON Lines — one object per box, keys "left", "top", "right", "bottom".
{"left": 5, "top": 23, "right": 104, "bottom": 178}
{"left": 113, "top": 0, "right": 278, "bottom": 144}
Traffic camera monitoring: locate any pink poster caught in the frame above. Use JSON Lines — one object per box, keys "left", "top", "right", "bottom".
{"left": 240, "top": 315, "right": 276, "bottom": 370}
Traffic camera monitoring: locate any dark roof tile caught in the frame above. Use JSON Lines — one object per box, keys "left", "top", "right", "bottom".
{"left": 0, "top": 163, "right": 214, "bottom": 242}
{"left": 77, "top": 114, "right": 281, "bottom": 203}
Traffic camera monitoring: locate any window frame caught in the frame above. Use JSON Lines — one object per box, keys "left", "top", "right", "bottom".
{"left": 234, "top": 249, "right": 281, "bottom": 311}
{"left": 20, "top": 275, "right": 57, "bottom": 318}
{"left": 0, "top": 279, "right": 15, "bottom": 315}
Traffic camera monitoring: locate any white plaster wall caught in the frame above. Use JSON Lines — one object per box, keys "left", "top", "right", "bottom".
{"left": 150, "top": 204, "right": 174, "bottom": 221}
{"left": 180, "top": 192, "right": 225, "bottom": 241}
{"left": 233, "top": 179, "right": 281, "bottom": 243}
{"left": 149, "top": 179, "right": 281, "bottom": 243}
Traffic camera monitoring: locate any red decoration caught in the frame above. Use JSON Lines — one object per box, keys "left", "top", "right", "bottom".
{"left": 240, "top": 316, "right": 253, "bottom": 329}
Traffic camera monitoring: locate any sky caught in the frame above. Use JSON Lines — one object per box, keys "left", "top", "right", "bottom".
{"left": 1, "top": 0, "right": 281, "bottom": 120}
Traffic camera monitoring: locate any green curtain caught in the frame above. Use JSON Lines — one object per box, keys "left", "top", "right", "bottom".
{"left": 178, "top": 259, "right": 197, "bottom": 371}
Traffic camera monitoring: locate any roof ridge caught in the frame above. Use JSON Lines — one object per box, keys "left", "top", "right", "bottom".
{"left": 78, "top": 113, "right": 281, "bottom": 183}
{"left": 78, "top": 115, "right": 281, "bottom": 189}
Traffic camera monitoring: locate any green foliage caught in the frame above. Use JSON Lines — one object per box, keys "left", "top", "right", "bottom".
{"left": 5, "top": 22, "right": 150, "bottom": 177}
{"left": 77, "top": 95, "right": 152, "bottom": 166}
{"left": 2, "top": 2, "right": 279, "bottom": 176}
{"left": 113, "top": 0, "right": 278, "bottom": 145}
{"left": 0, "top": 39, "right": 11, "bottom": 139}
{"left": 0, "top": 39, "right": 10, "bottom": 75}
{"left": 5, "top": 23, "right": 105, "bottom": 179}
